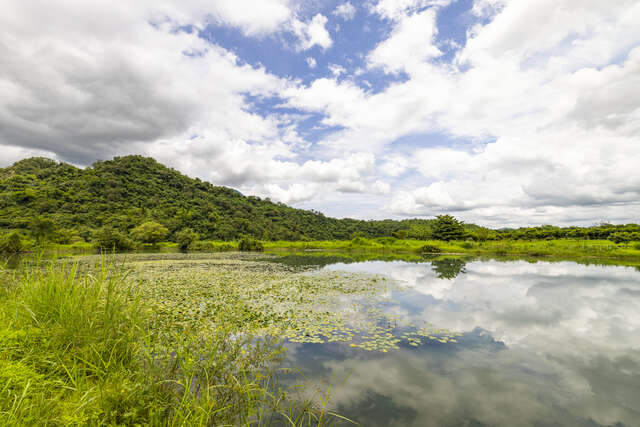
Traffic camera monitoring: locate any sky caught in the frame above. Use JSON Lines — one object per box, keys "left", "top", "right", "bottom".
{"left": 1, "top": 0, "right": 639, "bottom": 227}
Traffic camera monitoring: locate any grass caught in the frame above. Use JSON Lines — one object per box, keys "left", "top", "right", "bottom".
{"left": 260, "top": 238, "right": 640, "bottom": 262}
{"left": 14, "top": 236, "right": 640, "bottom": 264}
{"left": 0, "top": 255, "right": 357, "bottom": 426}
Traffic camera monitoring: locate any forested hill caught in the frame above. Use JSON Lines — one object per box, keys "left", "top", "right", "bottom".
{"left": 0, "top": 156, "right": 438, "bottom": 241}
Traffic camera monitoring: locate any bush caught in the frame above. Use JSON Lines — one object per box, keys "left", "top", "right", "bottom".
{"left": 93, "top": 227, "right": 134, "bottom": 251}
{"left": 0, "top": 232, "right": 24, "bottom": 253}
{"left": 376, "top": 237, "right": 397, "bottom": 245}
{"left": 238, "top": 237, "right": 263, "bottom": 252}
{"left": 392, "top": 230, "right": 409, "bottom": 239}
{"left": 130, "top": 221, "right": 168, "bottom": 244}
{"left": 175, "top": 228, "right": 199, "bottom": 252}
{"left": 420, "top": 244, "right": 442, "bottom": 254}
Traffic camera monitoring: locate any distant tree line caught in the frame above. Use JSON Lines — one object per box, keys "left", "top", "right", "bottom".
{"left": 1, "top": 156, "right": 639, "bottom": 253}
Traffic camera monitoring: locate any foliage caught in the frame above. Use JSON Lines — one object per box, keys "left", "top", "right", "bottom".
{"left": 431, "top": 215, "right": 468, "bottom": 241}
{"left": 609, "top": 231, "right": 640, "bottom": 244}
{"left": 93, "top": 226, "right": 134, "bottom": 251}
{"left": 0, "top": 156, "right": 442, "bottom": 242}
{"left": 238, "top": 236, "right": 264, "bottom": 252}
{"left": 420, "top": 244, "right": 442, "bottom": 254}
{"left": 28, "top": 216, "right": 56, "bottom": 244}
{"left": 0, "top": 256, "right": 354, "bottom": 425}
{"left": 0, "top": 232, "right": 23, "bottom": 253}
{"left": 129, "top": 221, "right": 168, "bottom": 244}
{"left": 175, "top": 228, "right": 199, "bottom": 251}
{"left": 2, "top": 156, "right": 640, "bottom": 247}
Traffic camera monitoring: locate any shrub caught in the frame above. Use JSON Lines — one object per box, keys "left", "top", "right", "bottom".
{"left": 392, "top": 230, "right": 409, "bottom": 239}
{"left": 93, "top": 227, "right": 134, "bottom": 251}
{"left": 420, "top": 244, "right": 442, "bottom": 254}
{"left": 238, "top": 237, "right": 263, "bottom": 252}
{"left": 0, "top": 232, "right": 24, "bottom": 253}
{"left": 376, "top": 237, "right": 397, "bottom": 245}
{"left": 129, "top": 221, "right": 168, "bottom": 244}
{"left": 175, "top": 228, "right": 199, "bottom": 252}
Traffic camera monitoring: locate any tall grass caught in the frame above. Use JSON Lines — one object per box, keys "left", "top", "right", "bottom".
{"left": 0, "top": 257, "right": 353, "bottom": 426}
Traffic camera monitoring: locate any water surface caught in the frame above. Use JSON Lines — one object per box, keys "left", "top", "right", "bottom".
{"left": 279, "top": 257, "right": 640, "bottom": 427}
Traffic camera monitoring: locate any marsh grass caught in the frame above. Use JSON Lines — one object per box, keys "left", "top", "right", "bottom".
{"left": 262, "top": 238, "right": 640, "bottom": 262}
{"left": 0, "top": 256, "right": 354, "bottom": 426}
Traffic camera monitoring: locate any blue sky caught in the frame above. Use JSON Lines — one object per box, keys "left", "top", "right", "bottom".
{"left": 1, "top": 0, "right": 639, "bottom": 226}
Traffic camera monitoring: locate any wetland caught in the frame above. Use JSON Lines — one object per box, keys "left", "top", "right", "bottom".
{"left": 1, "top": 251, "right": 639, "bottom": 426}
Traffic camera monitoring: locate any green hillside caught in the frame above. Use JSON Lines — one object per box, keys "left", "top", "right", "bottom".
{"left": 0, "top": 156, "right": 436, "bottom": 243}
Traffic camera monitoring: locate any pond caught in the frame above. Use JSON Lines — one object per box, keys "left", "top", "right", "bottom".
{"left": 273, "top": 255, "right": 640, "bottom": 427}
{"left": 3, "top": 252, "right": 639, "bottom": 426}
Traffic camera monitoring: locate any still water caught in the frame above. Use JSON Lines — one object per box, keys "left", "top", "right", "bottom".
{"left": 280, "top": 257, "right": 640, "bottom": 426}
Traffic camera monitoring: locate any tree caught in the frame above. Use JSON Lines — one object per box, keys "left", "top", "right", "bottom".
{"left": 130, "top": 221, "right": 168, "bottom": 244}
{"left": 29, "top": 216, "right": 56, "bottom": 244}
{"left": 431, "top": 215, "right": 467, "bottom": 241}
{"left": 0, "top": 232, "right": 24, "bottom": 253}
{"left": 392, "top": 229, "right": 409, "bottom": 239}
{"left": 238, "top": 237, "right": 263, "bottom": 252}
{"left": 175, "top": 228, "right": 199, "bottom": 251}
{"left": 93, "top": 227, "right": 134, "bottom": 251}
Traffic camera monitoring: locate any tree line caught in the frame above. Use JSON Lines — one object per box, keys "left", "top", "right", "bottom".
{"left": 1, "top": 156, "right": 638, "bottom": 253}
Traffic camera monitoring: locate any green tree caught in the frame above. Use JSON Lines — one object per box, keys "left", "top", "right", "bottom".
{"left": 431, "top": 215, "right": 467, "bottom": 241}
{"left": 392, "top": 229, "right": 409, "bottom": 239}
{"left": 93, "top": 227, "right": 134, "bottom": 251}
{"left": 238, "top": 237, "right": 263, "bottom": 252}
{"left": 175, "top": 228, "right": 199, "bottom": 251}
{"left": 29, "top": 216, "right": 56, "bottom": 244}
{"left": 130, "top": 221, "right": 168, "bottom": 244}
{"left": 609, "top": 232, "right": 632, "bottom": 245}
{"left": 0, "top": 232, "right": 24, "bottom": 253}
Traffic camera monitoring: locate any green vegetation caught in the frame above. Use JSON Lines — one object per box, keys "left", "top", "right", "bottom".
{"left": 175, "top": 228, "right": 199, "bottom": 252}
{"left": 0, "top": 156, "right": 440, "bottom": 244}
{"left": 431, "top": 215, "right": 467, "bottom": 241}
{"left": 0, "top": 255, "right": 362, "bottom": 425}
{"left": 1, "top": 155, "right": 640, "bottom": 259}
{"left": 129, "top": 221, "right": 168, "bottom": 244}
{"left": 262, "top": 238, "right": 640, "bottom": 263}
{"left": 238, "top": 237, "right": 264, "bottom": 252}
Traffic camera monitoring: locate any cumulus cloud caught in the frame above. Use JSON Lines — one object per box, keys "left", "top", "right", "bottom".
{"left": 281, "top": 0, "right": 640, "bottom": 225}
{"left": 291, "top": 14, "right": 333, "bottom": 51}
{"left": 370, "top": 0, "right": 453, "bottom": 20}
{"left": 333, "top": 2, "right": 357, "bottom": 21}
{"left": 2, "top": 0, "right": 640, "bottom": 225}
{"left": 306, "top": 56, "right": 317, "bottom": 68}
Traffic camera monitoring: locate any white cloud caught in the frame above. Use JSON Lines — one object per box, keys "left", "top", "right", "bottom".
{"left": 368, "top": 8, "right": 442, "bottom": 72}
{"left": 282, "top": 0, "right": 640, "bottom": 225}
{"left": 333, "top": 2, "right": 357, "bottom": 21}
{"left": 380, "top": 155, "right": 408, "bottom": 177}
{"left": 291, "top": 14, "right": 333, "bottom": 51}
{"left": 328, "top": 64, "right": 347, "bottom": 77}
{"left": 306, "top": 56, "right": 317, "bottom": 68}
{"left": 370, "top": 0, "right": 453, "bottom": 20}
{"left": 3, "top": 0, "right": 640, "bottom": 225}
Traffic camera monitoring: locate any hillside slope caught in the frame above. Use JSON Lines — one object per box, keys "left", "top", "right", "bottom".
{"left": 0, "top": 156, "right": 435, "bottom": 241}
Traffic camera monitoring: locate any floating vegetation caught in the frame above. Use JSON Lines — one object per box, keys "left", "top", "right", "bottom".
{"left": 114, "top": 252, "right": 461, "bottom": 353}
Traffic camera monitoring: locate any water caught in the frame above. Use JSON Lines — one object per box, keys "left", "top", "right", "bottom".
{"left": 280, "top": 257, "right": 640, "bottom": 426}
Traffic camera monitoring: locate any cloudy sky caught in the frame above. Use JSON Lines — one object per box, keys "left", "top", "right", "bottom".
{"left": 1, "top": 0, "right": 639, "bottom": 226}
